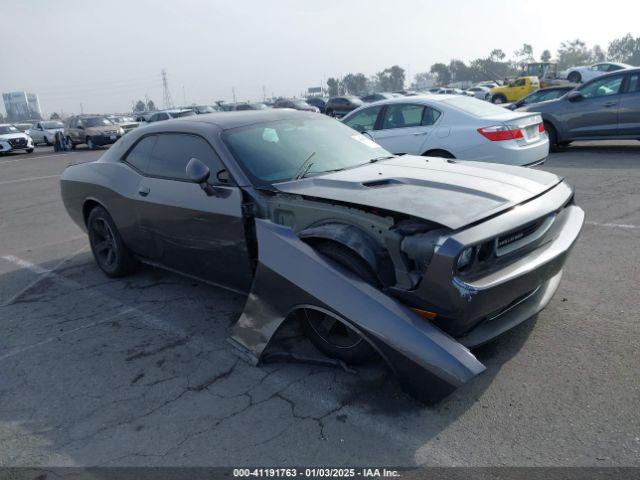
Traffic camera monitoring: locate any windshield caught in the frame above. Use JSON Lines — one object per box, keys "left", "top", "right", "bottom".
{"left": 224, "top": 117, "right": 391, "bottom": 184}
{"left": 84, "top": 117, "right": 113, "bottom": 127}
{"left": 0, "top": 125, "right": 20, "bottom": 134}
{"left": 441, "top": 96, "right": 511, "bottom": 117}
{"left": 42, "top": 121, "right": 64, "bottom": 129}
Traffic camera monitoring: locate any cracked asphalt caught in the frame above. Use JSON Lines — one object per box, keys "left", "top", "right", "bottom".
{"left": 0, "top": 142, "right": 638, "bottom": 467}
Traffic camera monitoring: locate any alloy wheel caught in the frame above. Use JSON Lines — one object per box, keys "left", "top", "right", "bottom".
{"left": 91, "top": 218, "right": 117, "bottom": 268}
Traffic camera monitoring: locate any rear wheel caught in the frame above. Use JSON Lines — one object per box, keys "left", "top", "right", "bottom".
{"left": 86, "top": 136, "right": 95, "bottom": 150}
{"left": 67, "top": 136, "right": 76, "bottom": 149}
{"left": 302, "top": 242, "right": 378, "bottom": 364}
{"left": 325, "top": 108, "right": 334, "bottom": 117}
{"left": 492, "top": 94, "right": 507, "bottom": 104}
{"left": 87, "top": 206, "right": 137, "bottom": 277}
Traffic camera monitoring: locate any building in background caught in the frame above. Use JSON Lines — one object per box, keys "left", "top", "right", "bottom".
{"left": 2, "top": 91, "right": 43, "bottom": 121}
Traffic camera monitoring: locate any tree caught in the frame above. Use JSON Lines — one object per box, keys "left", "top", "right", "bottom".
{"left": 514, "top": 43, "right": 535, "bottom": 66}
{"left": 540, "top": 50, "right": 552, "bottom": 62}
{"left": 591, "top": 44, "right": 606, "bottom": 62}
{"left": 556, "top": 39, "right": 592, "bottom": 69}
{"left": 134, "top": 100, "right": 146, "bottom": 112}
{"left": 341, "top": 73, "right": 368, "bottom": 95}
{"left": 412, "top": 72, "right": 434, "bottom": 89}
{"left": 49, "top": 112, "right": 60, "bottom": 120}
{"left": 489, "top": 49, "right": 506, "bottom": 62}
{"left": 608, "top": 34, "right": 640, "bottom": 65}
{"left": 376, "top": 65, "right": 405, "bottom": 91}
{"left": 326, "top": 77, "right": 340, "bottom": 97}
{"left": 146, "top": 99, "right": 156, "bottom": 111}
{"left": 449, "top": 59, "right": 473, "bottom": 83}
{"left": 430, "top": 63, "right": 451, "bottom": 85}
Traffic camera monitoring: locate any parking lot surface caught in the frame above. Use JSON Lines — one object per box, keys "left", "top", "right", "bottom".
{"left": 0, "top": 142, "right": 638, "bottom": 466}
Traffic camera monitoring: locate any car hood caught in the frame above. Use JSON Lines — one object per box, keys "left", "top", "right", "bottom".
{"left": 0, "top": 133, "right": 29, "bottom": 141}
{"left": 274, "top": 156, "right": 563, "bottom": 230}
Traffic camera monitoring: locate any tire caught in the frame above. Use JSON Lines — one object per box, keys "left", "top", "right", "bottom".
{"left": 545, "top": 122, "right": 560, "bottom": 152}
{"left": 44, "top": 136, "right": 50, "bottom": 146}
{"left": 87, "top": 206, "right": 137, "bottom": 277}
{"left": 423, "top": 149, "right": 455, "bottom": 159}
{"left": 67, "top": 136, "right": 76, "bottom": 149}
{"left": 326, "top": 108, "right": 334, "bottom": 117}
{"left": 86, "top": 136, "right": 95, "bottom": 150}
{"left": 492, "top": 94, "right": 507, "bottom": 104}
{"left": 301, "top": 242, "right": 378, "bottom": 364}
{"left": 567, "top": 72, "right": 581, "bottom": 83}
{"left": 26, "top": 148, "right": 34, "bottom": 153}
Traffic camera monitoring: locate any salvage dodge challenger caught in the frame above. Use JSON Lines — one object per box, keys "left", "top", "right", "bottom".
{"left": 60, "top": 110, "right": 584, "bottom": 403}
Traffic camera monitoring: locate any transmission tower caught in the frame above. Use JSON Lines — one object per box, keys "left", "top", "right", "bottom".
{"left": 161, "top": 69, "right": 174, "bottom": 109}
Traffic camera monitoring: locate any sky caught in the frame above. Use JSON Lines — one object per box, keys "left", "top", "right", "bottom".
{"left": 1, "top": 0, "right": 639, "bottom": 116}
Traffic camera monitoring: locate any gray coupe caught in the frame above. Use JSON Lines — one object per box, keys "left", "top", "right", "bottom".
{"left": 60, "top": 110, "right": 584, "bottom": 403}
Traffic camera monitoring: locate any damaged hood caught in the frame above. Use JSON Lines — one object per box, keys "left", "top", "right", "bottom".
{"left": 274, "top": 156, "right": 563, "bottom": 230}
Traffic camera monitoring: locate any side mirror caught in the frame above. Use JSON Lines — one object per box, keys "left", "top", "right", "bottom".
{"left": 567, "top": 91, "right": 583, "bottom": 102}
{"left": 186, "top": 157, "right": 216, "bottom": 196}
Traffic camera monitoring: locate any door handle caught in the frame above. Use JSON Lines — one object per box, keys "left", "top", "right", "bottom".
{"left": 412, "top": 131, "right": 429, "bottom": 136}
{"left": 138, "top": 186, "right": 150, "bottom": 197}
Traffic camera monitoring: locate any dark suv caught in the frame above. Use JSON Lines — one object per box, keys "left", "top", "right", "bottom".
{"left": 519, "top": 68, "right": 640, "bottom": 149}
{"left": 64, "top": 115, "right": 124, "bottom": 150}
{"left": 325, "top": 96, "right": 363, "bottom": 117}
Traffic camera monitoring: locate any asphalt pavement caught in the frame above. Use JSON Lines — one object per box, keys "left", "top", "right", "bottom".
{"left": 0, "top": 142, "right": 638, "bottom": 466}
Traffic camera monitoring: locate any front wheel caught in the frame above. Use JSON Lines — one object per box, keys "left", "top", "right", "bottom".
{"left": 325, "top": 109, "right": 334, "bottom": 117}
{"left": 567, "top": 72, "right": 581, "bottom": 83}
{"left": 67, "top": 137, "right": 76, "bottom": 149}
{"left": 492, "top": 94, "right": 506, "bottom": 104}
{"left": 301, "top": 242, "right": 378, "bottom": 364}
{"left": 26, "top": 148, "right": 34, "bottom": 153}
{"left": 87, "top": 206, "right": 137, "bottom": 277}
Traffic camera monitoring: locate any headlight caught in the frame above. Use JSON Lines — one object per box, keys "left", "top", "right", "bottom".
{"left": 456, "top": 247, "right": 475, "bottom": 271}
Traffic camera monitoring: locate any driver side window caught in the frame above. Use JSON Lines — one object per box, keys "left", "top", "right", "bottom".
{"left": 344, "top": 106, "right": 382, "bottom": 133}
{"left": 579, "top": 75, "right": 624, "bottom": 98}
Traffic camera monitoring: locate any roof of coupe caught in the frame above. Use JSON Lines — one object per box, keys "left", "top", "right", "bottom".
{"left": 163, "top": 109, "right": 319, "bottom": 130}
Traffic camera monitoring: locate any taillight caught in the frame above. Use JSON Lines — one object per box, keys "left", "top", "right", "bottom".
{"left": 538, "top": 123, "right": 545, "bottom": 133}
{"left": 477, "top": 125, "right": 524, "bottom": 141}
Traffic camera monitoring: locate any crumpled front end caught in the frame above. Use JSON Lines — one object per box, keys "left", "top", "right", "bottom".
{"left": 229, "top": 219, "right": 486, "bottom": 405}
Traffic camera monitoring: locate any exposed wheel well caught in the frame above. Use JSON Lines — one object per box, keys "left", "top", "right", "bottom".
{"left": 422, "top": 149, "right": 455, "bottom": 159}
{"left": 82, "top": 199, "right": 103, "bottom": 226}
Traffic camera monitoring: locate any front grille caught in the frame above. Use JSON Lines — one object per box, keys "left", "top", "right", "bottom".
{"left": 103, "top": 130, "right": 117, "bottom": 135}
{"left": 8, "top": 137, "right": 27, "bottom": 147}
{"left": 497, "top": 221, "right": 542, "bottom": 249}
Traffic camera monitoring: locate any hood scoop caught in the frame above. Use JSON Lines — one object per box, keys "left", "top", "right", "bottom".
{"left": 362, "top": 178, "right": 405, "bottom": 188}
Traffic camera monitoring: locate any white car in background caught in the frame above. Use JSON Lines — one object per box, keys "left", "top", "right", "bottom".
{"left": 27, "top": 120, "right": 65, "bottom": 145}
{"left": 464, "top": 86, "right": 492, "bottom": 100}
{"left": 341, "top": 95, "right": 548, "bottom": 166}
{"left": 0, "top": 123, "right": 35, "bottom": 154}
{"left": 560, "top": 62, "right": 633, "bottom": 84}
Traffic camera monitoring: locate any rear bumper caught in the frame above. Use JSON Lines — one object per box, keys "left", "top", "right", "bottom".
{"left": 391, "top": 182, "right": 584, "bottom": 340}
{"left": 462, "top": 135, "right": 549, "bottom": 166}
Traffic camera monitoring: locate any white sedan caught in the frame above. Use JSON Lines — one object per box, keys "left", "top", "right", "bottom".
{"left": 464, "top": 86, "right": 492, "bottom": 100}
{"left": 0, "top": 124, "right": 35, "bottom": 154}
{"left": 560, "top": 62, "right": 633, "bottom": 84}
{"left": 27, "top": 120, "right": 65, "bottom": 145}
{"left": 341, "top": 95, "right": 549, "bottom": 166}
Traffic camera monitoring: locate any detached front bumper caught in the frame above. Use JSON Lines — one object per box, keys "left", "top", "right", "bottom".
{"left": 392, "top": 181, "right": 584, "bottom": 344}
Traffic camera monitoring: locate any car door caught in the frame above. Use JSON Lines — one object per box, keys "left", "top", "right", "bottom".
{"left": 368, "top": 103, "right": 439, "bottom": 155}
{"left": 563, "top": 73, "right": 624, "bottom": 138}
{"left": 132, "top": 132, "right": 254, "bottom": 292}
{"left": 342, "top": 105, "right": 383, "bottom": 136}
{"left": 31, "top": 123, "right": 43, "bottom": 143}
{"left": 69, "top": 118, "right": 82, "bottom": 142}
{"left": 618, "top": 72, "right": 640, "bottom": 137}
